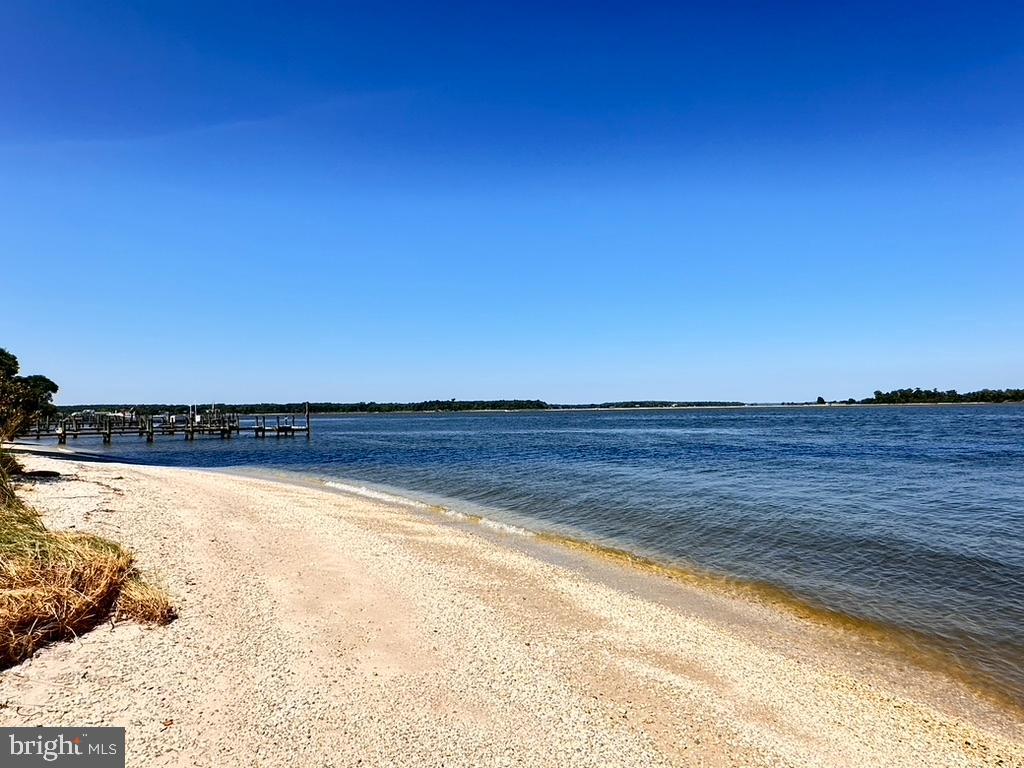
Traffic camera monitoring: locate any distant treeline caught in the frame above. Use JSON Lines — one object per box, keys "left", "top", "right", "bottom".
{"left": 56, "top": 399, "right": 745, "bottom": 415}
{"left": 306, "top": 399, "right": 549, "bottom": 413}
{"left": 798, "top": 388, "right": 1024, "bottom": 406}
{"left": 53, "top": 390, "right": 1024, "bottom": 415}
{"left": 550, "top": 400, "right": 745, "bottom": 409}
{"left": 858, "top": 388, "right": 1024, "bottom": 405}
{"left": 57, "top": 400, "right": 550, "bottom": 415}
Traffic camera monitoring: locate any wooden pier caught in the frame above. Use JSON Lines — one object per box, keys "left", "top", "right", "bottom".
{"left": 21, "top": 403, "right": 312, "bottom": 444}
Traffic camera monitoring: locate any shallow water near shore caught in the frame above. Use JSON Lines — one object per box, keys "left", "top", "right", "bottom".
{"left": 41, "top": 404, "right": 1024, "bottom": 707}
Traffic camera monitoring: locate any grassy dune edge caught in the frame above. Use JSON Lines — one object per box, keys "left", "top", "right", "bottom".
{"left": 0, "top": 458, "right": 174, "bottom": 666}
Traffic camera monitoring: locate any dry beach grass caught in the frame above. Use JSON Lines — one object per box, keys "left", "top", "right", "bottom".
{"left": 0, "top": 448, "right": 1021, "bottom": 767}
{"left": 0, "top": 460, "right": 173, "bottom": 667}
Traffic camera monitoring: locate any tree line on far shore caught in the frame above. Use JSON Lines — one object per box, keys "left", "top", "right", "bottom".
{"left": 57, "top": 399, "right": 550, "bottom": 415}
{"left": 301, "top": 399, "right": 550, "bottom": 413}
{"left": 55, "top": 399, "right": 753, "bottom": 415}
{"left": 549, "top": 400, "right": 745, "bottom": 409}
{"left": 860, "top": 387, "right": 1024, "bottom": 405}
{"left": 51, "top": 388, "right": 1024, "bottom": 415}
{"left": 805, "top": 388, "right": 1024, "bottom": 406}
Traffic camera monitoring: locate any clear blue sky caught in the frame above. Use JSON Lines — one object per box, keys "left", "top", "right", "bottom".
{"left": 3, "top": 2, "right": 1022, "bottom": 404}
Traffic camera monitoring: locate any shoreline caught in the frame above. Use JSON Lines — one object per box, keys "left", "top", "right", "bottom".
{"left": 95, "top": 454, "right": 1024, "bottom": 716}
{"left": 303, "top": 467, "right": 1024, "bottom": 715}
{"left": 300, "top": 470, "right": 1024, "bottom": 718}
{"left": 1, "top": 450, "right": 1021, "bottom": 765}
{"left": 10, "top": 440, "right": 1024, "bottom": 716}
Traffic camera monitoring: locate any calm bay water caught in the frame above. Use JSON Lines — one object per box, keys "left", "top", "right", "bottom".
{"left": 68, "top": 405, "right": 1024, "bottom": 704}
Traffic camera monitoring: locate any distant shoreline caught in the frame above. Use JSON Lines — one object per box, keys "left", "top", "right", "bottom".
{"left": 306, "top": 401, "right": 1024, "bottom": 415}
{"left": 52, "top": 400, "right": 1024, "bottom": 416}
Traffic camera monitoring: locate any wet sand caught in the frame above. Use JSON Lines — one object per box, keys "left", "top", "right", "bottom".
{"left": 1, "top": 450, "right": 1021, "bottom": 767}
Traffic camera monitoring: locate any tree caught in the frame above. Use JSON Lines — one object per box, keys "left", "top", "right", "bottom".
{"left": 816, "top": 396, "right": 826, "bottom": 405}
{"left": 0, "top": 348, "right": 58, "bottom": 504}
{"left": 0, "top": 348, "right": 59, "bottom": 442}
{"left": 0, "top": 348, "right": 18, "bottom": 381}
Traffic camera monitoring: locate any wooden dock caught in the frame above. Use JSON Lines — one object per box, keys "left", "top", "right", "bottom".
{"left": 21, "top": 403, "right": 312, "bottom": 444}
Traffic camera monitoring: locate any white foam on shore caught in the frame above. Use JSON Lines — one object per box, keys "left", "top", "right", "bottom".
{"left": 323, "top": 479, "right": 533, "bottom": 537}
{"left": 479, "top": 518, "right": 533, "bottom": 536}
{"left": 323, "top": 480, "right": 431, "bottom": 509}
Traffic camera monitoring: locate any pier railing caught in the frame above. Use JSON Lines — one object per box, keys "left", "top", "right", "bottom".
{"left": 20, "top": 403, "right": 312, "bottom": 444}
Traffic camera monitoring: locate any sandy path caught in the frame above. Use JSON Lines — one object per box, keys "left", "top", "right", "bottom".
{"left": 1, "top": 452, "right": 1021, "bottom": 767}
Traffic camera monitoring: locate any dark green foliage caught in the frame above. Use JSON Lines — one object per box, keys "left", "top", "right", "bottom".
{"left": 306, "top": 399, "right": 551, "bottom": 413}
{"left": 0, "top": 348, "right": 58, "bottom": 504}
{"left": 0, "top": 348, "right": 59, "bottom": 441}
{"left": 861, "top": 388, "right": 1024, "bottom": 405}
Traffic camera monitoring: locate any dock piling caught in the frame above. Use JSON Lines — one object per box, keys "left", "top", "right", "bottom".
{"left": 22, "top": 404, "right": 311, "bottom": 443}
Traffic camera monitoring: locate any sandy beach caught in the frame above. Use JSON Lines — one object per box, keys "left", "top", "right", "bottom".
{"left": 0, "top": 449, "right": 1021, "bottom": 768}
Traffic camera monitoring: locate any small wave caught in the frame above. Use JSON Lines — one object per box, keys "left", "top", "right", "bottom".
{"left": 323, "top": 480, "right": 430, "bottom": 509}
{"left": 324, "top": 480, "right": 533, "bottom": 536}
{"left": 479, "top": 518, "right": 533, "bottom": 536}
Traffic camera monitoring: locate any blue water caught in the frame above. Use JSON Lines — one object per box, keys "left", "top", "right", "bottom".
{"left": 60, "top": 405, "right": 1024, "bottom": 704}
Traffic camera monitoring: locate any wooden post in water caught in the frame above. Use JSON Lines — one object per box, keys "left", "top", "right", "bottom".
{"left": 305, "top": 402, "right": 311, "bottom": 439}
